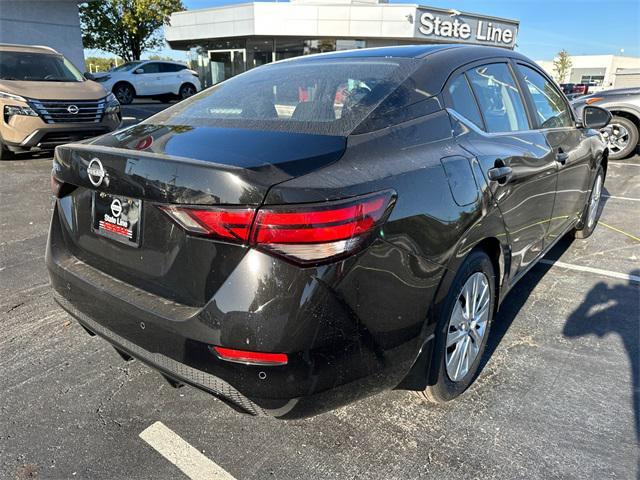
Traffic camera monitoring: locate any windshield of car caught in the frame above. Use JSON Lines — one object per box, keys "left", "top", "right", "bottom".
{"left": 111, "top": 61, "right": 143, "bottom": 72}
{"left": 0, "top": 51, "right": 84, "bottom": 82}
{"left": 149, "top": 57, "right": 418, "bottom": 136}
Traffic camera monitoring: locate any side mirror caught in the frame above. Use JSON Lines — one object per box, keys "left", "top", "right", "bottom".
{"left": 83, "top": 71, "right": 95, "bottom": 80}
{"left": 583, "top": 105, "right": 612, "bottom": 129}
{"left": 134, "top": 68, "right": 144, "bottom": 74}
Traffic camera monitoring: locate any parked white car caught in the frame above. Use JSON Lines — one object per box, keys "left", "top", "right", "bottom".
{"left": 92, "top": 60, "right": 201, "bottom": 104}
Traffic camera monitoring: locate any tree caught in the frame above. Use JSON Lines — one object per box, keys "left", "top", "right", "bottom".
{"left": 79, "top": 0, "right": 185, "bottom": 62}
{"left": 553, "top": 50, "right": 572, "bottom": 83}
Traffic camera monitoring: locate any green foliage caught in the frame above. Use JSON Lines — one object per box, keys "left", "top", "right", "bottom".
{"left": 553, "top": 50, "right": 572, "bottom": 83}
{"left": 147, "top": 54, "right": 178, "bottom": 61}
{"left": 85, "top": 56, "right": 122, "bottom": 72}
{"left": 80, "top": 0, "right": 185, "bottom": 61}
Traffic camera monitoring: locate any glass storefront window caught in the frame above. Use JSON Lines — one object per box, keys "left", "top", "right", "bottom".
{"left": 189, "top": 37, "right": 368, "bottom": 87}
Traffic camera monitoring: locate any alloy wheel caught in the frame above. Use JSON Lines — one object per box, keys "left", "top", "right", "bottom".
{"left": 602, "top": 123, "right": 630, "bottom": 154}
{"left": 115, "top": 86, "right": 133, "bottom": 104}
{"left": 181, "top": 85, "right": 196, "bottom": 99}
{"left": 587, "top": 173, "right": 603, "bottom": 229}
{"left": 445, "top": 272, "right": 490, "bottom": 382}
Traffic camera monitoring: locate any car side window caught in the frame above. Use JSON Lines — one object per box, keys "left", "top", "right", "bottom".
{"left": 517, "top": 64, "right": 574, "bottom": 129}
{"left": 466, "top": 63, "right": 530, "bottom": 133}
{"left": 140, "top": 62, "right": 160, "bottom": 74}
{"left": 447, "top": 74, "right": 484, "bottom": 130}
{"left": 159, "top": 63, "right": 175, "bottom": 73}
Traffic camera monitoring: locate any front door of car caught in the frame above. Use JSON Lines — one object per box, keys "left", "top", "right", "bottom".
{"left": 446, "top": 62, "right": 558, "bottom": 278}
{"left": 135, "top": 62, "right": 163, "bottom": 95}
{"left": 514, "top": 62, "right": 593, "bottom": 243}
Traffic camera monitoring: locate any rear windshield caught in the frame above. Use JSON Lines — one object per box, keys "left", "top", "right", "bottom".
{"left": 0, "top": 51, "right": 84, "bottom": 82}
{"left": 149, "top": 57, "right": 419, "bottom": 136}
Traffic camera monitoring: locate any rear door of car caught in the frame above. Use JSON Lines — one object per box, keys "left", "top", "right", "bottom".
{"left": 445, "top": 60, "right": 558, "bottom": 279}
{"left": 158, "top": 63, "right": 182, "bottom": 94}
{"left": 513, "top": 61, "right": 592, "bottom": 242}
{"left": 135, "top": 62, "right": 163, "bottom": 95}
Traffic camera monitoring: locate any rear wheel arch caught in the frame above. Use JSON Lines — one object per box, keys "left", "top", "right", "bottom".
{"left": 397, "top": 236, "right": 507, "bottom": 391}
{"left": 609, "top": 109, "right": 640, "bottom": 131}
{"left": 179, "top": 82, "right": 197, "bottom": 98}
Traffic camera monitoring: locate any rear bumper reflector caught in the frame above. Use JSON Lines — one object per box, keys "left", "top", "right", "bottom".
{"left": 212, "top": 346, "right": 288, "bottom": 366}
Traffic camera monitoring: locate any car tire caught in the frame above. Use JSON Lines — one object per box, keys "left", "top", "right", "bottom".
{"left": 179, "top": 83, "right": 196, "bottom": 100}
{"left": 113, "top": 83, "right": 135, "bottom": 105}
{"left": 417, "top": 249, "right": 496, "bottom": 403}
{"left": 0, "top": 138, "right": 14, "bottom": 161}
{"left": 573, "top": 166, "right": 604, "bottom": 239}
{"left": 604, "top": 116, "right": 639, "bottom": 160}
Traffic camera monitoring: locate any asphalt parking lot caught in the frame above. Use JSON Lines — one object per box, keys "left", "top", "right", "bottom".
{"left": 1, "top": 102, "right": 639, "bottom": 479}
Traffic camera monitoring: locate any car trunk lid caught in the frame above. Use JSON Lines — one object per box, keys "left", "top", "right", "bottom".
{"left": 52, "top": 125, "right": 346, "bottom": 305}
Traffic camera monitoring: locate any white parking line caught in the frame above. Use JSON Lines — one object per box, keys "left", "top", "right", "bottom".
{"left": 140, "top": 421, "right": 237, "bottom": 480}
{"left": 539, "top": 259, "right": 640, "bottom": 284}
{"left": 602, "top": 194, "right": 640, "bottom": 202}
{"left": 610, "top": 162, "right": 640, "bottom": 167}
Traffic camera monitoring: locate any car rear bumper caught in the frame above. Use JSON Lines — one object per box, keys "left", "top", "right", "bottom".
{"left": 47, "top": 203, "right": 443, "bottom": 418}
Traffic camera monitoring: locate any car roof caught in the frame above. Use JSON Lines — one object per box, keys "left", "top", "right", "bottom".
{"left": 286, "top": 44, "right": 531, "bottom": 63}
{"left": 0, "top": 43, "right": 60, "bottom": 55}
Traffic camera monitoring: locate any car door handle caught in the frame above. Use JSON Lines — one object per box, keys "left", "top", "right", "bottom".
{"left": 487, "top": 166, "right": 513, "bottom": 183}
{"left": 556, "top": 151, "right": 569, "bottom": 165}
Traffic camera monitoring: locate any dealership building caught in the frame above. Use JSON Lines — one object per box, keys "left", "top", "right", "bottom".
{"left": 0, "top": 0, "right": 86, "bottom": 70}
{"left": 165, "top": 0, "right": 520, "bottom": 88}
{"left": 536, "top": 55, "right": 640, "bottom": 90}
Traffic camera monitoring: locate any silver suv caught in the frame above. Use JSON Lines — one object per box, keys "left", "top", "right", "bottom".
{"left": 572, "top": 88, "right": 640, "bottom": 159}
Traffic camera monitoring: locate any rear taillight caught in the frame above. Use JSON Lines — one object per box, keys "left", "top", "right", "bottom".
{"left": 252, "top": 191, "right": 394, "bottom": 262}
{"left": 51, "top": 170, "right": 77, "bottom": 198}
{"left": 158, "top": 206, "right": 255, "bottom": 242}
{"left": 160, "top": 190, "right": 395, "bottom": 264}
{"left": 51, "top": 171, "right": 63, "bottom": 197}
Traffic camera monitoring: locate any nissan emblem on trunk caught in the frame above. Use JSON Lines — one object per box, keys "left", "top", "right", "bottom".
{"left": 87, "top": 158, "right": 106, "bottom": 187}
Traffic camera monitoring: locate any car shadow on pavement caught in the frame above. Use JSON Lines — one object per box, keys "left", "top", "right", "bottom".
{"left": 480, "top": 236, "right": 574, "bottom": 376}
{"left": 479, "top": 233, "right": 639, "bottom": 443}
{"left": 563, "top": 269, "right": 640, "bottom": 442}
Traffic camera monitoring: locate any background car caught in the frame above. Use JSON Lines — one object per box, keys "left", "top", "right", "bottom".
{"left": 92, "top": 60, "right": 201, "bottom": 105}
{"left": 0, "top": 43, "right": 121, "bottom": 160}
{"left": 48, "top": 45, "right": 610, "bottom": 418}
{"left": 572, "top": 87, "right": 640, "bottom": 159}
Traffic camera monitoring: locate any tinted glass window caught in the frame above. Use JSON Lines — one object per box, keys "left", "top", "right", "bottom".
{"left": 448, "top": 74, "right": 483, "bottom": 129}
{"left": 518, "top": 65, "right": 573, "bottom": 129}
{"left": 159, "top": 63, "right": 186, "bottom": 73}
{"left": 140, "top": 63, "right": 160, "bottom": 74}
{"left": 159, "top": 63, "right": 176, "bottom": 73}
{"left": 111, "top": 61, "right": 143, "bottom": 72}
{"left": 0, "top": 52, "right": 84, "bottom": 82}
{"left": 466, "top": 63, "right": 529, "bottom": 133}
{"left": 150, "top": 58, "right": 419, "bottom": 136}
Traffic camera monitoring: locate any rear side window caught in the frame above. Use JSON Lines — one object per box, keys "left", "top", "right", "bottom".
{"left": 517, "top": 64, "right": 574, "bottom": 129}
{"left": 139, "top": 62, "right": 160, "bottom": 74}
{"left": 448, "top": 74, "right": 483, "bottom": 129}
{"left": 160, "top": 63, "right": 187, "bottom": 73}
{"left": 466, "top": 63, "right": 530, "bottom": 133}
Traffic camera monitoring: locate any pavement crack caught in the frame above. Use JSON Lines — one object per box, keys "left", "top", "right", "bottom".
{"left": 5, "top": 302, "right": 24, "bottom": 314}
{"left": 95, "top": 367, "right": 130, "bottom": 427}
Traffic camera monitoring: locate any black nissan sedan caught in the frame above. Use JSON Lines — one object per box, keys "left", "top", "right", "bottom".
{"left": 47, "top": 45, "right": 611, "bottom": 418}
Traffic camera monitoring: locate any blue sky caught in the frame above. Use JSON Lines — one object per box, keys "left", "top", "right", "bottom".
{"left": 93, "top": 0, "right": 640, "bottom": 61}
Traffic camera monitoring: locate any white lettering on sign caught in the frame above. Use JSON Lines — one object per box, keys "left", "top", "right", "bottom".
{"left": 418, "top": 12, "right": 516, "bottom": 46}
